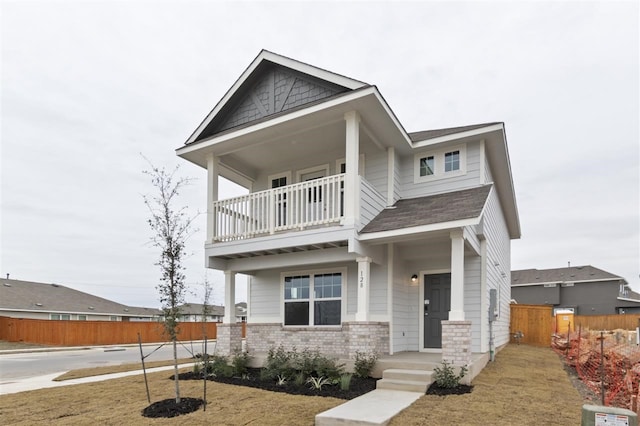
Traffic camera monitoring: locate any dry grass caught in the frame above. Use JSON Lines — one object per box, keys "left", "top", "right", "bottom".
{"left": 391, "top": 344, "right": 584, "bottom": 425}
{"left": 53, "top": 358, "right": 194, "bottom": 381}
{"left": 0, "top": 344, "right": 586, "bottom": 425}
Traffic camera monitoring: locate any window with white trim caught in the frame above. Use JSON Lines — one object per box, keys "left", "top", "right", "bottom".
{"left": 284, "top": 272, "right": 342, "bottom": 326}
{"left": 50, "top": 314, "right": 70, "bottom": 320}
{"left": 414, "top": 144, "right": 466, "bottom": 183}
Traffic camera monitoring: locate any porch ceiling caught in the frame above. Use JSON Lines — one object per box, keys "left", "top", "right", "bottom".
{"left": 213, "top": 240, "right": 349, "bottom": 261}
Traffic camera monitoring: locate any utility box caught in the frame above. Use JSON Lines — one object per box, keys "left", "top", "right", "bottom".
{"left": 581, "top": 404, "right": 637, "bottom": 426}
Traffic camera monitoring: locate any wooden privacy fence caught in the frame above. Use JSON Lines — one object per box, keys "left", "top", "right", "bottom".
{"left": 0, "top": 316, "right": 242, "bottom": 346}
{"left": 510, "top": 304, "right": 554, "bottom": 347}
{"left": 572, "top": 314, "right": 640, "bottom": 332}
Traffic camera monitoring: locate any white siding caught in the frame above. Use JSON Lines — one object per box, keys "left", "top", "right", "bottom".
{"left": 359, "top": 177, "right": 387, "bottom": 231}
{"left": 370, "top": 260, "right": 388, "bottom": 318}
{"left": 393, "top": 149, "right": 402, "bottom": 204}
{"left": 400, "top": 140, "right": 482, "bottom": 199}
{"left": 482, "top": 187, "right": 512, "bottom": 347}
{"left": 363, "top": 149, "right": 388, "bottom": 198}
{"left": 392, "top": 249, "right": 411, "bottom": 352}
{"left": 463, "top": 255, "right": 482, "bottom": 351}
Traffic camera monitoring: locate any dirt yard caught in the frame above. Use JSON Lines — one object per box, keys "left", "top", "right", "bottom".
{"left": 0, "top": 344, "right": 587, "bottom": 425}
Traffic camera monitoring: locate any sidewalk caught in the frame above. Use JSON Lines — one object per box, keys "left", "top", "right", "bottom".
{"left": 0, "top": 362, "right": 196, "bottom": 395}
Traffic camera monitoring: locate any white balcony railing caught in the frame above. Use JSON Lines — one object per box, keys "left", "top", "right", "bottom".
{"left": 211, "top": 174, "right": 345, "bottom": 242}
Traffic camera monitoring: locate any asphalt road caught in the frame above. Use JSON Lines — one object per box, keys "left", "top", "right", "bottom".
{"left": 0, "top": 341, "right": 205, "bottom": 380}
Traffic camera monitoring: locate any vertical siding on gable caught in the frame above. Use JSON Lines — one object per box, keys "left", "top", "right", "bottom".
{"left": 482, "top": 188, "right": 512, "bottom": 347}
{"left": 400, "top": 141, "right": 481, "bottom": 199}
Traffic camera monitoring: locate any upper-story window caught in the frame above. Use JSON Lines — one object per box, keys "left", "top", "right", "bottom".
{"left": 414, "top": 144, "right": 466, "bottom": 183}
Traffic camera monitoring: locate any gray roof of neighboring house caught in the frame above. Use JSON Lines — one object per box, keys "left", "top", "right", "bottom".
{"left": 360, "top": 185, "right": 492, "bottom": 234}
{"left": 511, "top": 266, "right": 626, "bottom": 285}
{"left": 0, "top": 278, "right": 162, "bottom": 317}
{"left": 409, "top": 122, "right": 502, "bottom": 142}
{"left": 179, "top": 302, "right": 247, "bottom": 317}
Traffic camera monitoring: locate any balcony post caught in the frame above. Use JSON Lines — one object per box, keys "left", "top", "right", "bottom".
{"left": 207, "top": 153, "right": 219, "bottom": 243}
{"left": 344, "top": 111, "right": 360, "bottom": 226}
{"left": 223, "top": 270, "right": 236, "bottom": 324}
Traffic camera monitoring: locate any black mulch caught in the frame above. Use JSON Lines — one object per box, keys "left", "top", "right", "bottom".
{"left": 175, "top": 368, "right": 377, "bottom": 400}
{"left": 141, "top": 397, "right": 204, "bottom": 418}
{"left": 426, "top": 382, "right": 473, "bottom": 396}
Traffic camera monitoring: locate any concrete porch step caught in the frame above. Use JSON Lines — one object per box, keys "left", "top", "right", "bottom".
{"left": 376, "top": 368, "right": 433, "bottom": 393}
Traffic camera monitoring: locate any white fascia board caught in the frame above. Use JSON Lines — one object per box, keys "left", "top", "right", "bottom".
{"left": 511, "top": 278, "right": 623, "bottom": 287}
{"left": 185, "top": 50, "right": 367, "bottom": 144}
{"left": 358, "top": 217, "right": 480, "bottom": 243}
{"left": 617, "top": 297, "right": 640, "bottom": 304}
{"left": 177, "top": 87, "right": 409, "bottom": 160}
{"left": 411, "top": 123, "right": 505, "bottom": 148}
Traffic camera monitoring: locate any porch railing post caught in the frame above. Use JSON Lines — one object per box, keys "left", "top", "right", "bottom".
{"left": 269, "top": 191, "right": 275, "bottom": 235}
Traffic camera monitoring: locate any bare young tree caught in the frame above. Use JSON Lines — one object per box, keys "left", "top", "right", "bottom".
{"left": 143, "top": 162, "right": 196, "bottom": 404}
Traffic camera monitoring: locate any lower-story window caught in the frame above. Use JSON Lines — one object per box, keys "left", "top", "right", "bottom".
{"left": 284, "top": 272, "right": 342, "bottom": 326}
{"left": 50, "top": 314, "right": 70, "bottom": 320}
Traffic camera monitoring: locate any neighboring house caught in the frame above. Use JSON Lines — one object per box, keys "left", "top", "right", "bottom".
{"left": 0, "top": 278, "right": 162, "bottom": 321}
{"left": 511, "top": 265, "right": 640, "bottom": 315}
{"left": 176, "top": 50, "right": 520, "bottom": 374}
{"left": 178, "top": 302, "right": 246, "bottom": 322}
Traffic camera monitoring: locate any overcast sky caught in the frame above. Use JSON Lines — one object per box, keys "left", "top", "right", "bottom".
{"left": 1, "top": 1, "right": 638, "bottom": 309}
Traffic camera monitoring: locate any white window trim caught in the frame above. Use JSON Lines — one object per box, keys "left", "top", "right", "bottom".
{"left": 295, "top": 164, "right": 330, "bottom": 183}
{"left": 267, "top": 171, "right": 292, "bottom": 188}
{"left": 280, "top": 267, "right": 347, "bottom": 327}
{"left": 414, "top": 144, "right": 467, "bottom": 183}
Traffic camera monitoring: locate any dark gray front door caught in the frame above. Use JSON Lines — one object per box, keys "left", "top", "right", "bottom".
{"left": 424, "top": 273, "right": 451, "bottom": 348}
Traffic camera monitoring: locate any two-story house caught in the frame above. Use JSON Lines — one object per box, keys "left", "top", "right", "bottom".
{"left": 176, "top": 50, "right": 520, "bottom": 377}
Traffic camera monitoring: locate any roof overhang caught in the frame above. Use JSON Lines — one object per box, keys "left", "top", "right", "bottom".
{"left": 358, "top": 217, "right": 480, "bottom": 245}
{"left": 176, "top": 86, "right": 413, "bottom": 174}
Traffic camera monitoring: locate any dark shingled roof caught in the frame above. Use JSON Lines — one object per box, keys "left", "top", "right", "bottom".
{"left": 511, "top": 266, "right": 625, "bottom": 285}
{"left": 360, "top": 185, "right": 492, "bottom": 234}
{"left": 409, "top": 122, "right": 502, "bottom": 142}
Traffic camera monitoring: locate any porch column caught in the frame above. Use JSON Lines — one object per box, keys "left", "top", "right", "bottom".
{"left": 223, "top": 270, "right": 236, "bottom": 324}
{"left": 449, "top": 230, "right": 465, "bottom": 321}
{"left": 355, "top": 256, "right": 371, "bottom": 321}
{"left": 344, "top": 111, "right": 360, "bottom": 226}
{"left": 206, "top": 153, "right": 219, "bottom": 243}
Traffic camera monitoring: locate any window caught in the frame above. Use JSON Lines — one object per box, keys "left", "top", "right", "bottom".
{"left": 419, "top": 156, "right": 434, "bottom": 176}
{"left": 444, "top": 151, "right": 460, "bottom": 172}
{"left": 77, "top": 315, "right": 87, "bottom": 321}
{"left": 414, "top": 144, "right": 466, "bottom": 183}
{"left": 110, "top": 316, "right": 119, "bottom": 321}
{"left": 283, "top": 271, "right": 342, "bottom": 326}
{"left": 50, "top": 314, "right": 70, "bottom": 320}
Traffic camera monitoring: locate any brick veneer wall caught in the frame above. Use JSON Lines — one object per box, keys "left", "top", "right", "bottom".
{"left": 246, "top": 322, "right": 389, "bottom": 358}
{"left": 441, "top": 320, "right": 472, "bottom": 367}
{"left": 216, "top": 323, "right": 243, "bottom": 356}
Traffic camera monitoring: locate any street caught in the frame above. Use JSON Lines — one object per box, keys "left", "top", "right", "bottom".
{"left": 0, "top": 341, "right": 206, "bottom": 380}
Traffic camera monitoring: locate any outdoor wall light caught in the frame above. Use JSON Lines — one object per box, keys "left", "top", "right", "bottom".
{"left": 411, "top": 274, "right": 418, "bottom": 283}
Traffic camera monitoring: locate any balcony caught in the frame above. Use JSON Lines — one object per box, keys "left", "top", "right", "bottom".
{"left": 211, "top": 174, "right": 345, "bottom": 242}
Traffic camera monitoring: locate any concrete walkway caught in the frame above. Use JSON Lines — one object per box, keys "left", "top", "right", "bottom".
{"left": 315, "top": 389, "right": 423, "bottom": 426}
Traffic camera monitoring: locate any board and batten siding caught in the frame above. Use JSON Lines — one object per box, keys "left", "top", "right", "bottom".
{"left": 482, "top": 187, "right": 512, "bottom": 347}
{"left": 399, "top": 140, "right": 482, "bottom": 199}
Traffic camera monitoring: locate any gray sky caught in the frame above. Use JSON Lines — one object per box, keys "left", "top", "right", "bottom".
{"left": 1, "top": 1, "right": 638, "bottom": 309}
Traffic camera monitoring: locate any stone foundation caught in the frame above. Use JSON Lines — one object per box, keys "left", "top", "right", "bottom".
{"left": 441, "top": 320, "right": 472, "bottom": 367}
{"left": 216, "top": 323, "right": 243, "bottom": 356}
{"left": 246, "top": 322, "right": 389, "bottom": 358}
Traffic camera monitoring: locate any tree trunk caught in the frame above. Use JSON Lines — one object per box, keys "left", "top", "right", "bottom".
{"left": 173, "top": 338, "right": 181, "bottom": 403}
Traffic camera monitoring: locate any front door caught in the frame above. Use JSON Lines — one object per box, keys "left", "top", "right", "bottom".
{"left": 424, "top": 273, "right": 451, "bottom": 348}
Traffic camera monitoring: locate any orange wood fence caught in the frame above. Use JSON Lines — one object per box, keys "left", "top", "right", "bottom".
{"left": 509, "top": 304, "right": 554, "bottom": 347}
{"left": 0, "top": 316, "right": 248, "bottom": 346}
{"left": 573, "top": 314, "right": 640, "bottom": 332}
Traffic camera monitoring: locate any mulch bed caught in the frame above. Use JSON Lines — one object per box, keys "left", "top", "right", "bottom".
{"left": 175, "top": 368, "right": 377, "bottom": 400}
{"left": 141, "top": 397, "right": 204, "bottom": 418}
{"left": 426, "top": 382, "right": 473, "bottom": 395}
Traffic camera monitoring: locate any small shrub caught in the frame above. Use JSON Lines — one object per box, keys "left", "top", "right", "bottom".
{"left": 263, "top": 346, "right": 295, "bottom": 381}
{"left": 276, "top": 374, "right": 287, "bottom": 386}
{"left": 231, "top": 350, "right": 251, "bottom": 377}
{"left": 293, "top": 372, "right": 306, "bottom": 386}
{"left": 340, "top": 373, "right": 352, "bottom": 391}
{"left": 433, "top": 360, "right": 468, "bottom": 388}
{"left": 192, "top": 362, "right": 201, "bottom": 375}
{"left": 354, "top": 351, "right": 378, "bottom": 378}
{"left": 314, "top": 355, "right": 345, "bottom": 381}
{"left": 307, "top": 376, "right": 330, "bottom": 390}
{"left": 209, "top": 354, "right": 232, "bottom": 377}
{"left": 291, "top": 348, "right": 320, "bottom": 377}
